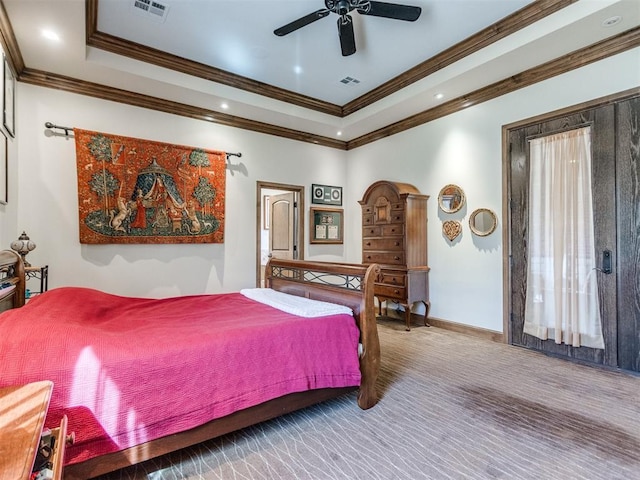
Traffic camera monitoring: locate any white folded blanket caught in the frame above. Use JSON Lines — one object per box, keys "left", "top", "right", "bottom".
{"left": 240, "top": 288, "right": 353, "bottom": 318}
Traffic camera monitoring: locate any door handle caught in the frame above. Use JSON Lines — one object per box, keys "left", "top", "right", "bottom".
{"left": 602, "top": 250, "right": 612, "bottom": 274}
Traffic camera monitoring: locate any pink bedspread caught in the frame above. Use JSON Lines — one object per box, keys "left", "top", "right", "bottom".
{"left": 0, "top": 287, "right": 361, "bottom": 465}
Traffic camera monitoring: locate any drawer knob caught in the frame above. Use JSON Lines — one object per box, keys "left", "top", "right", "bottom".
{"left": 366, "top": 242, "right": 371, "bottom": 246}
{"left": 395, "top": 242, "right": 400, "bottom": 246}
{"left": 366, "top": 255, "right": 371, "bottom": 260}
{"left": 394, "top": 289, "right": 400, "bottom": 294}
{"left": 394, "top": 256, "right": 400, "bottom": 260}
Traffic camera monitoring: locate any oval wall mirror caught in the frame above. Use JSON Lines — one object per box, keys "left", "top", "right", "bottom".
{"left": 469, "top": 208, "right": 497, "bottom": 236}
{"left": 438, "top": 184, "right": 465, "bottom": 214}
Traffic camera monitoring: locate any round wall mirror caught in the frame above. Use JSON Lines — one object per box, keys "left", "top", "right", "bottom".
{"left": 438, "top": 184, "right": 465, "bottom": 213}
{"left": 469, "top": 208, "right": 497, "bottom": 236}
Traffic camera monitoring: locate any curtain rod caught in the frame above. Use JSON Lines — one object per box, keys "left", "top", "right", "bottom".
{"left": 45, "top": 122, "right": 73, "bottom": 137}
{"left": 44, "top": 122, "right": 242, "bottom": 159}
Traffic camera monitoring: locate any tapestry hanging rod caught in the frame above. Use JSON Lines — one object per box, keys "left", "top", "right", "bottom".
{"left": 44, "top": 122, "right": 72, "bottom": 136}
{"left": 44, "top": 122, "right": 242, "bottom": 160}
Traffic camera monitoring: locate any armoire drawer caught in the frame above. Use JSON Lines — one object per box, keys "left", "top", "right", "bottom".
{"left": 387, "top": 211, "right": 405, "bottom": 223}
{"left": 381, "top": 224, "right": 403, "bottom": 236}
{"left": 363, "top": 237, "right": 403, "bottom": 250}
{"left": 362, "top": 226, "right": 381, "bottom": 237}
{"left": 374, "top": 284, "right": 406, "bottom": 300}
{"left": 363, "top": 225, "right": 404, "bottom": 239}
{"left": 380, "top": 272, "right": 407, "bottom": 286}
{"left": 362, "top": 205, "right": 374, "bottom": 215}
{"left": 363, "top": 251, "right": 405, "bottom": 265}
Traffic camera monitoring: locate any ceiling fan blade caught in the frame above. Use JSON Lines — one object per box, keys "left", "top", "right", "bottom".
{"left": 338, "top": 15, "right": 356, "bottom": 56}
{"left": 274, "top": 9, "right": 331, "bottom": 36}
{"left": 359, "top": 1, "right": 421, "bottom": 21}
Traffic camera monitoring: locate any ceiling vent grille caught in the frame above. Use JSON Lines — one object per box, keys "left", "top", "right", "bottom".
{"left": 340, "top": 76, "right": 361, "bottom": 86}
{"left": 132, "top": 0, "right": 170, "bottom": 22}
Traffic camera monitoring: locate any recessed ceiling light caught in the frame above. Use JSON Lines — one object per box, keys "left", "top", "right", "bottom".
{"left": 602, "top": 15, "right": 622, "bottom": 28}
{"left": 434, "top": 93, "right": 444, "bottom": 100}
{"left": 337, "top": 131, "right": 342, "bottom": 137}
{"left": 41, "top": 29, "right": 60, "bottom": 42}
{"left": 220, "top": 103, "right": 229, "bottom": 110}
{"left": 293, "top": 65, "right": 303, "bottom": 75}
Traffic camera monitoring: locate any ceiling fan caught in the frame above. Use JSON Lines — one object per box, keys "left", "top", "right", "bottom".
{"left": 274, "top": 0, "right": 422, "bottom": 57}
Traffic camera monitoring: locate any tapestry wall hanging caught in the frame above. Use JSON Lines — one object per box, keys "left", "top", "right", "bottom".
{"left": 74, "top": 129, "right": 226, "bottom": 244}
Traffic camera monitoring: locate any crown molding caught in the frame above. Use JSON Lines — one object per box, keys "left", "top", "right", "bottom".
{"left": 85, "top": 0, "right": 575, "bottom": 118}
{"left": 2, "top": 0, "right": 637, "bottom": 150}
{"left": 347, "top": 27, "right": 640, "bottom": 149}
{"left": 18, "top": 68, "right": 349, "bottom": 150}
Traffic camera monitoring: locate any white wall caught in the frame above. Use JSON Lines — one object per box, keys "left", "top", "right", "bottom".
{"left": 346, "top": 48, "right": 640, "bottom": 332}
{"left": 8, "top": 47, "right": 640, "bottom": 332}
{"left": 0, "top": 46, "right": 18, "bottom": 248}
{"left": 15, "top": 86, "right": 348, "bottom": 297}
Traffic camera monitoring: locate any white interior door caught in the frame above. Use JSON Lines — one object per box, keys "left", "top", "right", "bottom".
{"left": 269, "top": 191, "right": 296, "bottom": 260}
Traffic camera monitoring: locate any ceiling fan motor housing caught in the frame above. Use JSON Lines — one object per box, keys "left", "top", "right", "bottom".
{"left": 326, "top": 0, "right": 366, "bottom": 15}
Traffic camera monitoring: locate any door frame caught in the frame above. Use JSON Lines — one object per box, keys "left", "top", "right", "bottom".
{"left": 256, "top": 181, "right": 305, "bottom": 287}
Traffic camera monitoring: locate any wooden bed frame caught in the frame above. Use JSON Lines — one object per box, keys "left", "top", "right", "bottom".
{"left": 0, "top": 251, "right": 380, "bottom": 480}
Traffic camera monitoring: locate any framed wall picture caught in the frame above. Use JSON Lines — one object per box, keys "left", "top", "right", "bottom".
{"left": 0, "top": 129, "right": 7, "bottom": 204}
{"left": 2, "top": 55, "right": 14, "bottom": 137}
{"left": 310, "top": 207, "right": 343, "bottom": 244}
{"left": 311, "top": 184, "right": 342, "bottom": 206}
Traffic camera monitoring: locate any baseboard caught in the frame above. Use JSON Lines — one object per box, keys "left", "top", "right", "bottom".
{"left": 383, "top": 308, "right": 504, "bottom": 343}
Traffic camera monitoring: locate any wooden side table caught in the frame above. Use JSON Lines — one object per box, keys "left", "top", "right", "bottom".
{"left": 0, "top": 381, "right": 68, "bottom": 480}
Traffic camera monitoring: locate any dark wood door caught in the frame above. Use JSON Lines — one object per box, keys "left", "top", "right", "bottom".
{"left": 508, "top": 98, "right": 640, "bottom": 371}
{"left": 615, "top": 97, "right": 640, "bottom": 371}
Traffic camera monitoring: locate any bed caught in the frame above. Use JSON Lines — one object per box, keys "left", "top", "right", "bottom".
{"left": 0, "top": 250, "right": 380, "bottom": 479}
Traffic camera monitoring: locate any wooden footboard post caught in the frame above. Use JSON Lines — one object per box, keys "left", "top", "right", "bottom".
{"left": 357, "top": 263, "right": 381, "bottom": 410}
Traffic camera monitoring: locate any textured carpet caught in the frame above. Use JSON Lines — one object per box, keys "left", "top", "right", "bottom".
{"left": 96, "top": 319, "right": 640, "bottom": 480}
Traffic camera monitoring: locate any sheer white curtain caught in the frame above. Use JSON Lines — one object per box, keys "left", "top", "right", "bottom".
{"left": 523, "top": 127, "right": 605, "bottom": 349}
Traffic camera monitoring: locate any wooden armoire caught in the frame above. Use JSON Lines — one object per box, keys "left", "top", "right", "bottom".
{"left": 359, "top": 180, "right": 430, "bottom": 330}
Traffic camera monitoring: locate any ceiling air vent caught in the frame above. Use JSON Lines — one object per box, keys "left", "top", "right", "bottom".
{"left": 132, "top": 0, "right": 170, "bottom": 23}
{"left": 340, "top": 76, "right": 361, "bottom": 86}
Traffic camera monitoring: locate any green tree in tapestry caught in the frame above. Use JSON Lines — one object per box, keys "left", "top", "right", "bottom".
{"left": 193, "top": 176, "right": 216, "bottom": 216}
{"left": 87, "top": 134, "right": 113, "bottom": 162}
{"left": 189, "top": 148, "right": 210, "bottom": 175}
{"left": 89, "top": 169, "right": 120, "bottom": 216}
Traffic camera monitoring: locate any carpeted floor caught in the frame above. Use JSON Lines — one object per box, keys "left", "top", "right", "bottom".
{"left": 96, "top": 319, "right": 640, "bottom": 480}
